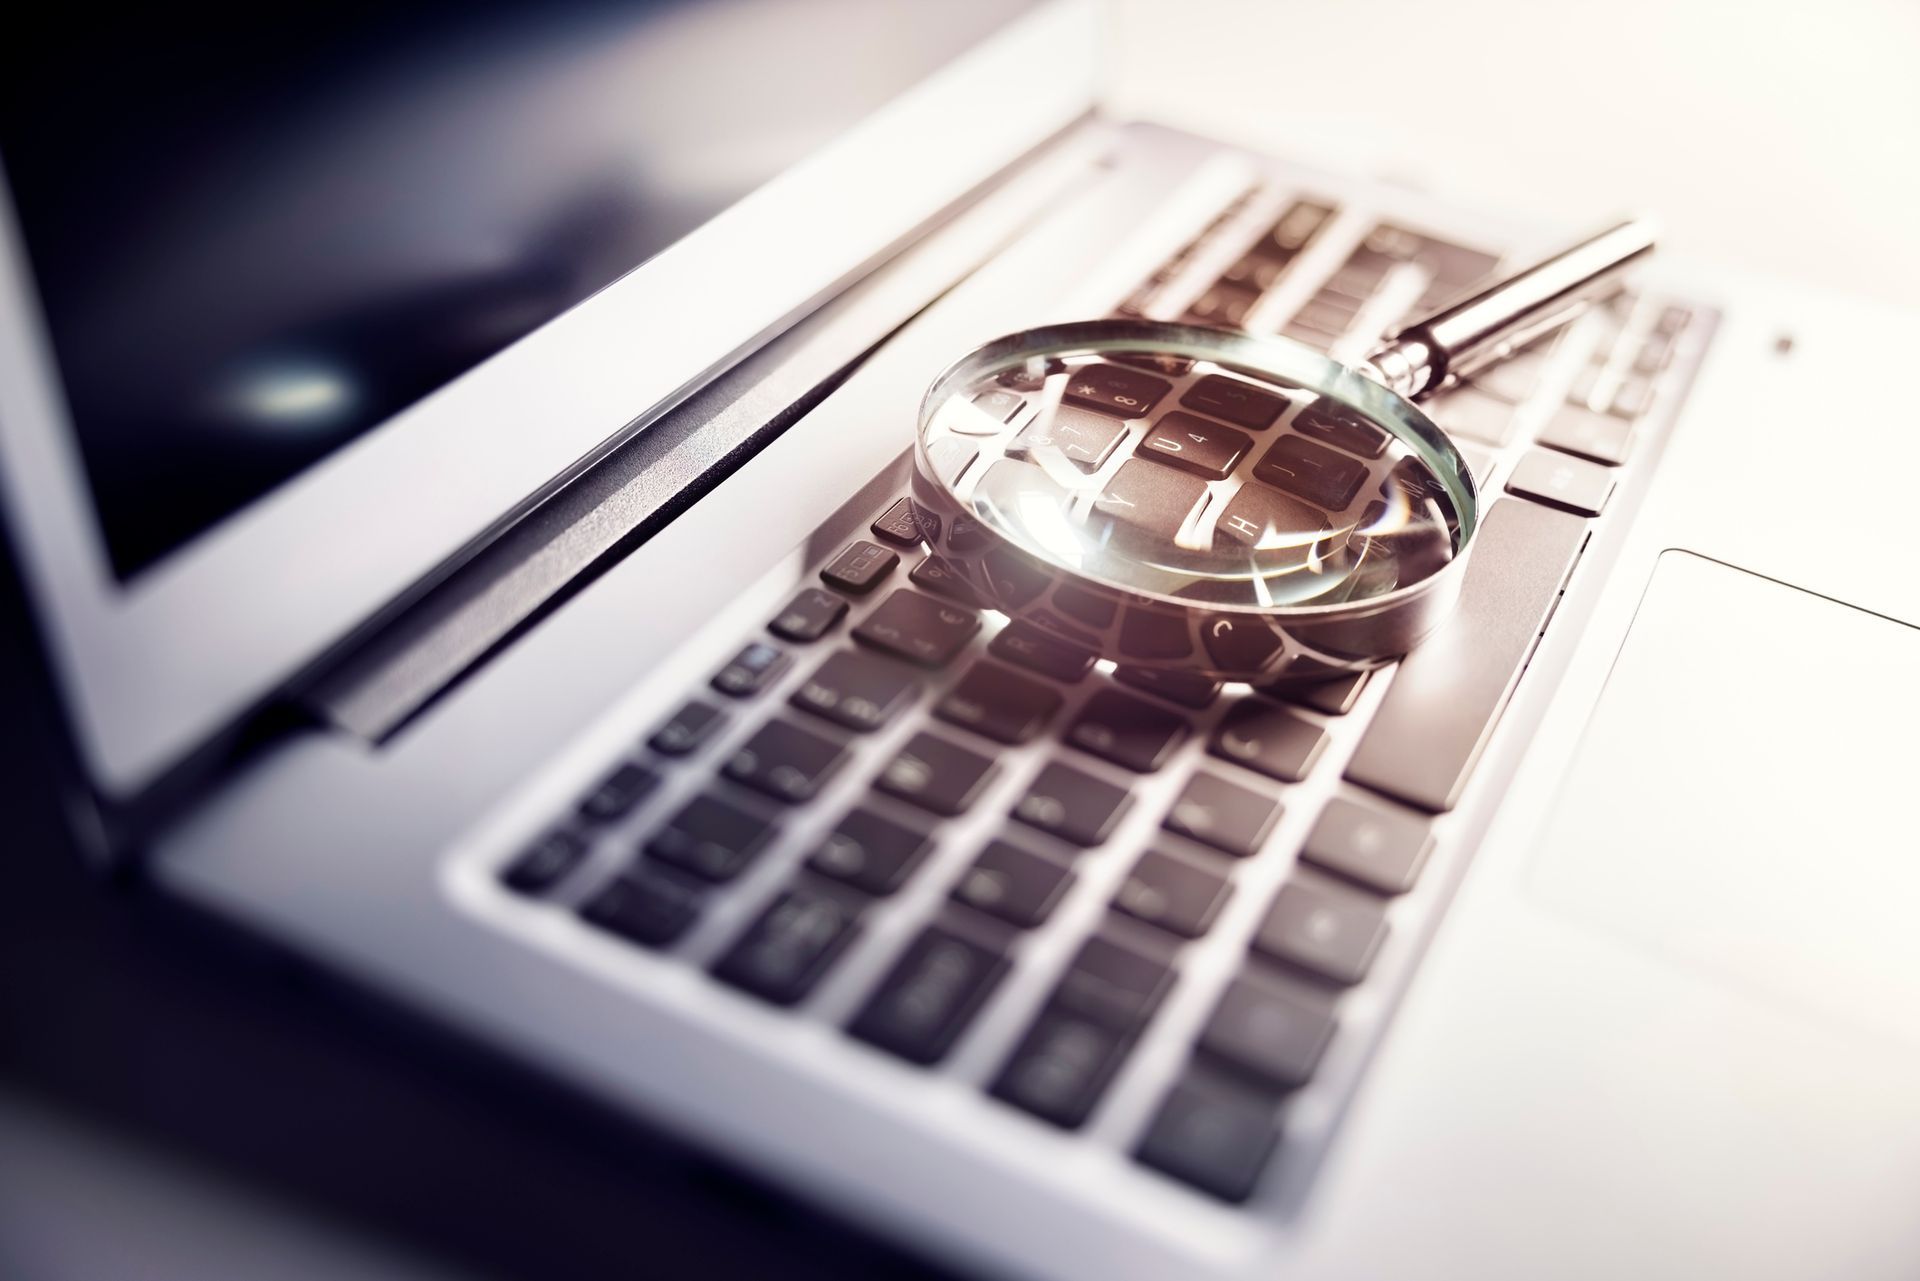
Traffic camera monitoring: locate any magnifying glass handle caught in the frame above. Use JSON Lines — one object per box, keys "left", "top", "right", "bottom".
{"left": 1363, "top": 218, "right": 1656, "bottom": 400}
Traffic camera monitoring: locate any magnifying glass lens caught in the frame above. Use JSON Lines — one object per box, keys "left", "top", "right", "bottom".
{"left": 915, "top": 336, "right": 1468, "bottom": 627}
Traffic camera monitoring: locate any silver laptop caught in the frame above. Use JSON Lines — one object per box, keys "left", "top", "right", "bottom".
{"left": 4, "top": 2, "right": 1917, "bottom": 1277}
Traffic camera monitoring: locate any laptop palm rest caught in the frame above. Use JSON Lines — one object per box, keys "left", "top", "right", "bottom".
{"left": 1529, "top": 550, "right": 1920, "bottom": 1050}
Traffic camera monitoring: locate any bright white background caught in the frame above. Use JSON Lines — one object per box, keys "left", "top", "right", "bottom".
{"left": 1110, "top": 0, "right": 1920, "bottom": 306}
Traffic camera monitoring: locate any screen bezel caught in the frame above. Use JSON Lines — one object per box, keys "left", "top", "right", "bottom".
{"left": 0, "top": 0, "right": 1100, "bottom": 798}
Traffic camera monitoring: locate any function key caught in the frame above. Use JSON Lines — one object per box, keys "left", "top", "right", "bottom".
{"left": 1300, "top": 797, "right": 1433, "bottom": 895}
{"left": 722, "top": 718, "right": 847, "bottom": 805}
{"left": 1210, "top": 700, "right": 1328, "bottom": 783}
{"left": 501, "top": 829, "right": 589, "bottom": 895}
{"left": 1291, "top": 400, "right": 1388, "bottom": 459}
{"left": 1012, "top": 761, "right": 1134, "bottom": 847}
{"left": 578, "top": 865, "right": 704, "bottom": 948}
{"left": 1506, "top": 448, "right": 1615, "bottom": 516}
{"left": 1062, "top": 362, "right": 1173, "bottom": 418}
{"left": 790, "top": 649, "right": 922, "bottom": 733}
{"left": 769, "top": 587, "right": 850, "bottom": 642}
{"left": 711, "top": 884, "right": 862, "bottom": 1006}
{"left": 711, "top": 641, "right": 791, "bottom": 699}
{"left": 821, "top": 540, "right": 900, "bottom": 595}
{"left": 853, "top": 590, "right": 980, "bottom": 668}
{"left": 648, "top": 699, "right": 727, "bottom": 757}
{"left": 1253, "top": 436, "right": 1369, "bottom": 511}
{"left": 1198, "top": 975, "right": 1337, "bottom": 1089}
{"left": 1114, "top": 666, "right": 1221, "bottom": 710}
{"left": 1112, "top": 849, "right": 1233, "bottom": 939}
{"left": 848, "top": 927, "right": 1009, "bottom": 1066}
{"left": 1251, "top": 876, "right": 1388, "bottom": 985}
{"left": 1138, "top": 413, "right": 1254, "bottom": 481}
{"left": 876, "top": 731, "right": 999, "bottom": 818}
{"left": 808, "top": 807, "right": 935, "bottom": 897}
{"left": 1092, "top": 459, "right": 1209, "bottom": 547}
{"left": 1135, "top": 1079, "right": 1279, "bottom": 1204}
{"left": 935, "top": 661, "right": 1063, "bottom": 745}
{"left": 1010, "top": 406, "right": 1128, "bottom": 472}
{"left": 1179, "top": 374, "right": 1286, "bottom": 430}
{"left": 1163, "top": 771, "right": 1281, "bottom": 859}
{"left": 1066, "top": 689, "right": 1189, "bottom": 773}
{"left": 869, "top": 497, "right": 924, "bottom": 546}
{"left": 951, "top": 839, "right": 1075, "bottom": 929}
{"left": 989, "top": 622, "right": 1096, "bottom": 684}
{"left": 578, "top": 761, "right": 661, "bottom": 825}
{"left": 646, "top": 794, "right": 776, "bottom": 883}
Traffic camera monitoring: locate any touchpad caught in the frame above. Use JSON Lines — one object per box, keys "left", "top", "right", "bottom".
{"left": 1530, "top": 551, "right": 1920, "bottom": 1047}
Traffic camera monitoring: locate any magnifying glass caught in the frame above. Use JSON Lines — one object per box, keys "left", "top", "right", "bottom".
{"left": 909, "top": 219, "right": 1654, "bottom": 682}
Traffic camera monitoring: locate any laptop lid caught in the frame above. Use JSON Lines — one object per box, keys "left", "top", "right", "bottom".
{"left": 0, "top": 0, "right": 1098, "bottom": 800}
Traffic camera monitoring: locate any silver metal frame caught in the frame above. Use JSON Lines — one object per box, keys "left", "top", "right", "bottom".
{"left": 0, "top": 0, "right": 1101, "bottom": 799}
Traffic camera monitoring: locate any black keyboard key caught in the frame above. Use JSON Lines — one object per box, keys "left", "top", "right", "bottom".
{"left": 849, "top": 928, "right": 1009, "bottom": 1065}
{"left": 1114, "top": 666, "right": 1221, "bottom": 709}
{"left": 790, "top": 650, "right": 922, "bottom": 733}
{"left": 991, "top": 1004, "right": 1133, "bottom": 1130}
{"left": 1066, "top": 689, "right": 1189, "bottom": 773}
{"left": 647, "top": 794, "right": 775, "bottom": 883}
{"left": 951, "top": 839, "right": 1074, "bottom": 929}
{"left": 648, "top": 699, "right": 726, "bottom": 757}
{"left": 1291, "top": 400, "right": 1389, "bottom": 459}
{"left": 1010, "top": 406, "right": 1128, "bottom": 472}
{"left": 935, "top": 662, "right": 1062, "bottom": 745}
{"left": 711, "top": 885, "right": 861, "bottom": 1006}
{"left": 1301, "top": 797, "right": 1433, "bottom": 894}
{"left": 980, "top": 545, "right": 1053, "bottom": 608}
{"left": 1054, "top": 934, "right": 1174, "bottom": 1031}
{"left": 1135, "top": 1080, "right": 1279, "bottom": 1203}
{"left": 578, "top": 866, "right": 703, "bottom": 948}
{"left": 1012, "top": 761, "right": 1133, "bottom": 847}
{"left": 1061, "top": 362, "right": 1172, "bottom": 418}
{"left": 869, "top": 497, "right": 924, "bottom": 545}
{"left": 1118, "top": 607, "right": 1193, "bottom": 662}
{"left": 1253, "top": 436, "right": 1369, "bottom": 510}
{"left": 1092, "top": 459, "right": 1208, "bottom": 546}
{"left": 1344, "top": 500, "right": 1586, "bottom": 812}
{"left": 853, "top": 590, "right": 980, "bottom": 668}
{"left": 1506, "top": 447, "right": 1616, "bottom": 516}
{"left": 1112, "top": 850, "right": 1232, "bottom": 939}
{"left": 1199, "top": 613, "right": 1284, "bottom": 673}
{"left": 711, "top": 642, "right": 790, "bottom": 699}
{"left": 1164, "top": 771, "right": 1281, "bottom": 859}
{"left": 875, "top": 731, "right": 998, "bottom": 817}
{"left": 1199, "top": 976, "right": 1337, "bottom": 1089}
{"left": 1137, "top": 412, "right": 1254, "bottom": 481}
{"left": 501, "top": 829, "right": 588, "bottom": 894}
{"left": 1179, "top": 374, "right": 1285, "bottom": 430}
{"left": 1210, "top": 701, "right": 1328, "bottom": 783}
{"left": 1210, "top": 484, "right": 1332, "bottom": 560}
{"left": 989, "top": 622, "right": 1096, "bottom": 683}
{"left": 1052, "top": 583, "right": 1119, "bottom": 631}
{"left": 769, "top": 588, "right": 850, "bottom": 642}
{"left": 577, "top": 762, "right": 660, "bottom": 824}
{"left": 821, "top": 540, "right": 900, "bottom": 595}
{"left": 909, "top": 555, "right": 985, "bottom": 606}
{"left": 1261, "top": 669, "right": 1368, "bottom": 716}
{"left": 1251, "top": 876, "right": 1388, "bottom": 985}
{"left": 970, "top": 387, "right": 1027, "bottom": 425}
{"left": 723, "top": 719, "right": 847, "bottom": 805}
{"left": 807, "top": 807, "right": 934, "bottom": 896}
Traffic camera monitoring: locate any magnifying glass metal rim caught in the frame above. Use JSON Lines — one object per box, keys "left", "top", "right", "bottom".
{"left": 915, "top": 319, "right": 1481, "bottom": 623}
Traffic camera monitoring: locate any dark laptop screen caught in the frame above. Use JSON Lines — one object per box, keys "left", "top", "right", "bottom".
{"left": 0, "top": 0, "right": 1035, "bottom": 579}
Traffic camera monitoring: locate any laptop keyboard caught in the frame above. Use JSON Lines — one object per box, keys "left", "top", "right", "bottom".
{"left": 491, "top": 189, "right": 1706, "bottom": 1207}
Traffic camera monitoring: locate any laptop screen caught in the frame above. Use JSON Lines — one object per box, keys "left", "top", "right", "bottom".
{"left": 0, "top": 0, "right": 1036, "bottom": 581}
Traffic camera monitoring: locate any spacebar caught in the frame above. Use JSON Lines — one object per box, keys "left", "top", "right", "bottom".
{"left": 1346, "top": 499, "right": 1589, "bottom": 812}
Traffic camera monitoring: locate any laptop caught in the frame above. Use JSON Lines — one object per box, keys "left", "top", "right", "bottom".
{"left": 4, "top": 2, "right": 1917, "bottom": 1277}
